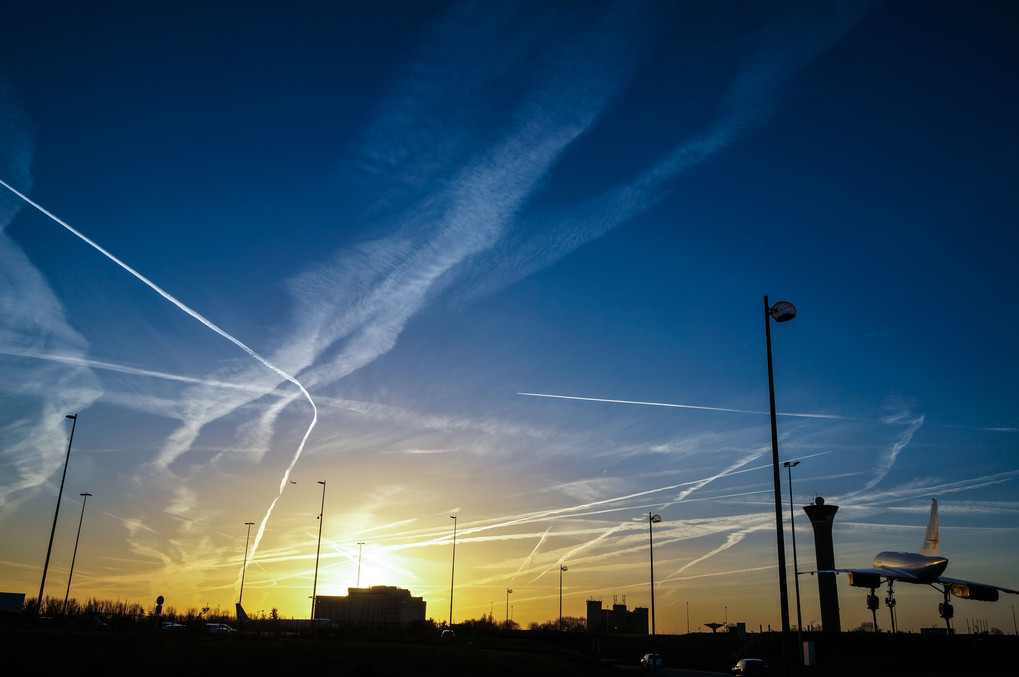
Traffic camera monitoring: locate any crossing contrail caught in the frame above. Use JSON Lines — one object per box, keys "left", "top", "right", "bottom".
{"left": 0, "top": 178, "right": 317, "bottom": 566}
{"left": 519, "top": 392, "right": 861, "bottom": 420}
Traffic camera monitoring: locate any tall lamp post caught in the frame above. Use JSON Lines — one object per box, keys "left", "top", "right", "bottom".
{"left": 505, "top": 588, "right": 513, "bottom": 630}
{"left": 784, "top": 460, "right": 804, "bottom": 660}
{"left": 62, "top": 492, "right": 92, "bottom": 614}
{"left": 559, "top": 564, "right": 568, "bottom": 632}
{"left": 449, "top": 515, "right": 457, "bottom": 627}
{"left": 240, "top": 522, "right": 254, "bottom": 607}
{"left": 765, "top": 296, "right": 796, "bottom": 676}
{"left": 649, "top": 513, "right": 662, "bottom": 647}
{"left": 39, "top": 413, "right": 78, "bottom": 613}
{"left": 310, "top": 480, "right": 326, "bottom": 620}
{"left": 356, "top": 542, "right": 365, "bottom": 588}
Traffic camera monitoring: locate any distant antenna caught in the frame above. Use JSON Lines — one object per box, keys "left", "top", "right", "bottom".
{"left": 621, "top": 594, "right": 626, "bottom": 606}
{"left": 613, "top": 594, "right": 618, "bottom": 606}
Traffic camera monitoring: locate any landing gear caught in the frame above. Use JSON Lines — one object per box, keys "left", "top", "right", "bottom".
{"left": 866, "top": 588, "right": 880, "bottom": 632}
{"left": 884, "top": 580, "right": 898, "bottom": 633}
{"left": 938, "top": 586, "right": 954, "bottom": 632}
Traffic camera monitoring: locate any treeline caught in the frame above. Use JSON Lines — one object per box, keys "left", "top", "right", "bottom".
{"left": 16, "top": 597, "right": 591, "bottom": 636}
{"left": 19, "top": 595, "right": 234, "bottom": 624}
{"left": 449, "top": 614, "right": 588, "bottom": 634}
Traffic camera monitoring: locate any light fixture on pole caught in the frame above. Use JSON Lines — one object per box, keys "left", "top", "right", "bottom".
{"left": 449, "top": 515, "right": 457, "bottom": 627}
{"left": 62, "top": 492, "right": 92, "bottom": 614}
{"left": 356, "top": 542, "right": 365, "bottom": 588}
{"left": 505, "top": 588, "right": 513, "bottom": 630}
{"left": 39, "top": 414, "right": 78, "bottom": 614}
{"left": 240, "top": 522, "right": 254, "bottom": 607}
{"left": 310, "top": 480, "right": 326, "bottom": 620}
{"left": 784, "top": 460, "right": 804, "bottom": 661}
{"left": 649, "top": 513, "right": 662, "bottom": 647}
{"left": 559, "top": 564, "right": 568, "bottom": 632}
{"left": 765, "top": 296, "right": 796, "bottom": 676}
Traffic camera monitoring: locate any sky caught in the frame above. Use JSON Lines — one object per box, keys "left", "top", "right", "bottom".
{"left": 1, "top": 0, "right": 1017, "bottom": 634}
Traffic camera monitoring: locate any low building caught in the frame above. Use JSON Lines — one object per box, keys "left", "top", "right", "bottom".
{"left": 586, "top": 598, "right": 649, "bottom": 633}
{"left": 315, "top": 586, "right": 426, "bottom": 630}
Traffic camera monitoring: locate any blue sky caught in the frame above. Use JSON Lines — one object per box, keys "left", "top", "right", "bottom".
{"left": 2, "top": 1, "right": 1018, "bottom": 632}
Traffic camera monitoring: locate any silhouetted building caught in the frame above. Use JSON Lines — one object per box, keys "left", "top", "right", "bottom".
{"left": 586, "top": 598, "right": 649, "bottom": 633}
{"left": 803, "top": 496, "right": 841, "bottom": 632}
{"left": 315, "top": 586, "right": 425, "bottom": 630}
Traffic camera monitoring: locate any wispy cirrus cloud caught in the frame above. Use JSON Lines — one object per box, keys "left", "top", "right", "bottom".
{"left": 451, "top": 1, "right": 880, "bottom": 305}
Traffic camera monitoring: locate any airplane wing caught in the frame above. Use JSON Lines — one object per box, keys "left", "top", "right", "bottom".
{"left": 939, "top": 576, "right": 1019, "bottom": 601}
{"left": 807, "top": 568, "right": 918, "bottom": 587}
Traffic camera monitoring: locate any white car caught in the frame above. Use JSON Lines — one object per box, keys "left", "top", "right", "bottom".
{"left": 732, "top": 658, "right": 769, "bottom": 676}
{"left": 206, "top": 622, "right": 236, "bottom": 633}
{"left": 640, "top": 652, "right": 662, "bottom": 669}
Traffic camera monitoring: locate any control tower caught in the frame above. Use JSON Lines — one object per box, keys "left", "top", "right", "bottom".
{"left": 803, "top": 496, "right": 841, "bottom": 632}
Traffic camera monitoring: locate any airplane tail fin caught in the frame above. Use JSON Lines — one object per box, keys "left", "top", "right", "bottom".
{"left": 919, "top": 498, "right": 939, "bottom": 556}
{"left": 236, "top": 603, "right": 250, "bottom": 623}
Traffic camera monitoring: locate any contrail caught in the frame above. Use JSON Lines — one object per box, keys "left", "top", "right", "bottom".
{"left": 512, "top": 526, "right": 551, "bottom": 580}
{"left": 0, "top": 347, "right": 270, "bottom": 392}
{"left": 519, "top": 392, "right": 861, "bottom": 420}
{"left": 0, "top": 179, "right": 317, "bottom": 566}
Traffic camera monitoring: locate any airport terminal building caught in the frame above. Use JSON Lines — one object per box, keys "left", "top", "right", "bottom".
{"left": 315, "top": 586, "right": 426, "bottom": 630}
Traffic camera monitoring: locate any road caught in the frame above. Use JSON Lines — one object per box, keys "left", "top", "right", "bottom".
{"left": 612, "top": 666, "right": 728, "bottom": 677}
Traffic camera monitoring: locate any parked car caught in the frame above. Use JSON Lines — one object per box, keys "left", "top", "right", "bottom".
{"left": 206, "top": 623, "right": 236, "bottom": 633}
{"left": 640, "top": 652, "right": 663, "bottom": 669}
{"left": 732, "top": 658, "right": 769, "bottom": 676}
{"left": 160, "top": 622, "right": 184, "bottom": 631}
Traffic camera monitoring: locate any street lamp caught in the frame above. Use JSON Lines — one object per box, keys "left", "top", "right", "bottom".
{"left": 449, "top": 515, "right": 457, "bottom": 627}
{"left": 505, "top": 588, "right": 513, "bottom": 630}
{"left": 784, "top": 460, "right": 804, "bottom": 660}
{"left": 649, "top": 513, "right": 662, "bottom": 646}
{"left": 311, "top": 481, "right": 326, "bottom": 620}
{"left": 559, "top": 564, "right": 568, "bottom": 632}
{"left": 62, "top": 492, "right": 92, "bottom": 614}
{"left": 356, "top": 542, "right": 365, "bottom": 588}
{"left": 765, "top": 296, "right": 796, "bottom": 676}
{"left": 240, "top": 522, "right": 254, "bottom": 607}
{"left": 39, "top": 414, "right": 78, "bottom": 614}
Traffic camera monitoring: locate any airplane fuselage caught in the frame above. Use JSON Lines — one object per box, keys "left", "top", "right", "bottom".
{"left": 873, "top": 551, "right": 949, "bottom": 583}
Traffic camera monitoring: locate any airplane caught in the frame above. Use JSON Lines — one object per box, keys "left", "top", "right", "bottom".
{"left": 829, "top": 499, "right": 1018, "bottom": 631}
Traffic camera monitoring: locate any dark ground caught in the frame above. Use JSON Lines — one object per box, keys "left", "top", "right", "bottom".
{"left": 3, "top": 617, "right": 1016, "bottom": 676}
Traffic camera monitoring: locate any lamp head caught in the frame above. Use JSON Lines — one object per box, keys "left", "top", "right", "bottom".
{"left": 66, "top": 414, "right": 77, "bottom": 420}
{"left": 651, "top": 514, "right": 662, "bottom": 523}
{"left": 560, "top": 565, "right": 568, "bottom": 572}
{"left": 783, "top": 460, "right": 800, "bottom": 468}
{"left": 769, "top": 301, "right": 796, "bottom": 322}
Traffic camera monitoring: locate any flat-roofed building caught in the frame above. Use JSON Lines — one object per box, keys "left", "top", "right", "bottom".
{"left": 315, "top": 586, "right": 426, "bottom": 630}
{"left": 586, "top": 598, "right": 649, "bottom": 633}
